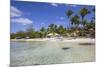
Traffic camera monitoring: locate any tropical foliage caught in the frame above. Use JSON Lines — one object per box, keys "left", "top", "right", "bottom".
{"left": 11, "top": 7, "right": 95, "bottom": 39}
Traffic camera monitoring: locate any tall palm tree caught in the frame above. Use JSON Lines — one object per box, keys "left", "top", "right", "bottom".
{"left": 79, "top": 8, "right": 90, "bottom": 20}
{"left": 70, "top": 15, "right": 80, "bottom": 28}
{"left": 70, "top": 15, "right": 80, "bottom": 36}
{"left": 66, "top": 9, "right": 73, "bottom": 18}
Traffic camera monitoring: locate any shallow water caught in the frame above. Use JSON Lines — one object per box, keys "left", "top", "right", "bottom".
{"left": 10, "top": 41, "right": 95, "bottom": 67}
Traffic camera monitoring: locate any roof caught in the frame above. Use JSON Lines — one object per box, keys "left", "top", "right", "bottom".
{"left": 47, "top": 33, "right": 60, "bottom": 36}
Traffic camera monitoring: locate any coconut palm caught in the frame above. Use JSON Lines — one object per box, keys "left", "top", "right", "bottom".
{"left": 79, "top": 8, "right": 90, "bottom": 20}
{"left": 66, "top": 10, "right": 73, "bottom": 18}
{"left": 70, "top": 15, "right": 80, "bottom": 28}
{"left": 70, "top": 15, "right": 81, "bottom": 36}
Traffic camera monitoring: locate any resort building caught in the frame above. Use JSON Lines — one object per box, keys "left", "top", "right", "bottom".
{"left": 47, "top": 33, "right": 63, "bottom": 39}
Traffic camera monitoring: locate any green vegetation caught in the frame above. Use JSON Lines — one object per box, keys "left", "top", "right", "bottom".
{"left": 10, "top": 7, "right": 95, "bottom": 39}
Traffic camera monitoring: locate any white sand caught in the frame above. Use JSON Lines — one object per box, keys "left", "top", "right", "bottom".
{"left": 10, "top": 38, "right": 95, "bottom": 66}
{"left": 11, "top": 38, "right": 95, "bottom": 43}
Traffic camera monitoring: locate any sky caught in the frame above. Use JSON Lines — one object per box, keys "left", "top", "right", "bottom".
{"left": 10, "top": 1, "right": 95, "bottom": 33}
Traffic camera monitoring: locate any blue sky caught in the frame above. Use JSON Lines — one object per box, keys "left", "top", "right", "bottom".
{"left": 10, "top": 1, "right": 95, "bottom": 33}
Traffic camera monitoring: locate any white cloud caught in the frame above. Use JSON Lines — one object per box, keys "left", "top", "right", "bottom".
{"left": 59, "top": 17, "right": 65, "bottom": 20}
{"left": 11, "top": 6, "right": 33, "bottom": 25}
{"left": 11, "top": 18, "right": 32, "bottom": 25}
{"left": 10, "top": 6, "right": 22, "bottom": 17}
{"left": 51, "top": 3, "right": 58, "bottom": 7}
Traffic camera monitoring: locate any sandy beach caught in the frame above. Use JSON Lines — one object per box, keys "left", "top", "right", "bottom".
{"left": 10, "top": 38, "right": 95, "bottom": 66}
{"left": 11, "top": 38, "right": 95, "bottom": 43}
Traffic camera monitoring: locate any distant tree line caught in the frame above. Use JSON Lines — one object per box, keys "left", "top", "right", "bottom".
{"left": 11, "top": 24, "right": 68, "bottom": 39}
{"left": 10, "top": 7, "right": 95, "bottom": 39}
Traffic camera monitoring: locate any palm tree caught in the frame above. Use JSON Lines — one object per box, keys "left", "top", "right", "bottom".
{"left": 57, "top": 25, "right": 67, "bottom": 36}
{"left": 79, "top": 8, "right": 90, "bottom": 20}
{"left": 66, "top": 9, "right": 73, "bottom": 18}
{"left": 48, "top": 24, "right": 58, "bottom": 34}
{"left": 40, "top": 27, "right": 46, "bottom": 38}
{"left": 70, "top": 15, "right": 80, "bottom": 28}
{"left": 70, "top": 15, "right": 80, "bottom": 36}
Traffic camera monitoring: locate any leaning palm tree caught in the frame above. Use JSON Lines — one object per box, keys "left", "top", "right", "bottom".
{"left": 66, "top": 9, "right": 73, "bottom": 18}
{"left": 79, "top": 7, "right": 90, "bottom": 20}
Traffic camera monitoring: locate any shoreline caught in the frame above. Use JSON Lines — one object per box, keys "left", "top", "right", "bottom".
{"left": 10, "top": 38, "right": 95, "bottom": 43}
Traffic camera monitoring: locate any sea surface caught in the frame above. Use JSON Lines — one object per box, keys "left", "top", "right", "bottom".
{"left": 10, "top": 41, "right": 95, "bottom": 67}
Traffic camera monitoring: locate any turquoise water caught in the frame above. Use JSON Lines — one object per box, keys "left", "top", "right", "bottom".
{"left": 10, "top": 41, "right": 95, "bottom": 67}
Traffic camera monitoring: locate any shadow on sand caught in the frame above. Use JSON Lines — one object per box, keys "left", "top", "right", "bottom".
{"left": 79, "top": 43, "right": 94, "bottom": 45}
